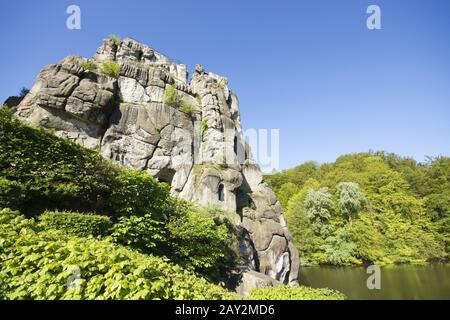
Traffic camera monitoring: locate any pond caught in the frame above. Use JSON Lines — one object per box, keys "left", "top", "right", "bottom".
{"left": 299, "top": 263, "right": 450, "bottom": 300}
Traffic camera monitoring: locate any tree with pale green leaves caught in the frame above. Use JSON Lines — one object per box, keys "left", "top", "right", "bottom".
{"left": 336, "top": 182, "right": 365, "bottom": 225}
{"left": 304, "top": 187, "right": 335, "bottom": 238}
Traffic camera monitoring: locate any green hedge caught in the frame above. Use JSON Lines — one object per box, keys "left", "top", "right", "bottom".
{"left": 39, "top": 211, "right": 112, "bottom": 237}
{"left": 0, "top": 107, "right": 170, "bottom": 218}
{"left": 249, "top": 285, "right": 345, "bottom": 300}
{"left": 0, "top": 209, "right": 237, "bottom": 300}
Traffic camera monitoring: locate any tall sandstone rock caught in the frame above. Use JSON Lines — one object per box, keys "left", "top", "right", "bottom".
{"left": 14, "top": 38, "right": 300, "bottom": 285}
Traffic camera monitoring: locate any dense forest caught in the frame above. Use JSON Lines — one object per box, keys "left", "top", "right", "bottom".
{"left": 266, "top": 152, "right": 450, "bottom": 266}
{"left": 0, "top": 106, "right": 343, "bottom": 300}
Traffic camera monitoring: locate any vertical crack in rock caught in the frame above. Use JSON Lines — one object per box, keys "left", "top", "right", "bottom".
{"left": 14, "top": 37, "right": 300, "bottom": 286}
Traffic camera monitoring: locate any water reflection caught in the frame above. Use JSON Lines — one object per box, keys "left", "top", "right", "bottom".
{"left": 299, "top": 263, "right": 450, "bottom": 300}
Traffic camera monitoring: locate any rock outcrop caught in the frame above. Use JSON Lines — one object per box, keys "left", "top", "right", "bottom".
{"left": 14, "top": 37, "right": 299, "bottom": 285}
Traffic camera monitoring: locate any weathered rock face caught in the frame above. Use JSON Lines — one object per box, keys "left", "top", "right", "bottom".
{"left": 14, "top": 37, "right": 299, "bottom": 285}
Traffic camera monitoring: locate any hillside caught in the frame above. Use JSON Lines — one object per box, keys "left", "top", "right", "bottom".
{"left": 266, "top": 153, "right": 450, "bottom": 266}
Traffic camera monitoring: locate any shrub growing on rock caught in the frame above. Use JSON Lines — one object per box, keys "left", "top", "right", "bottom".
{"left": 163, "top": 84, "right": 180, "bottom": 107}
{"left": 109, "top": 34, "right": 121, "bottom": 46}
{"left": 99, "top": 61, "right": 119, "bottom": 79}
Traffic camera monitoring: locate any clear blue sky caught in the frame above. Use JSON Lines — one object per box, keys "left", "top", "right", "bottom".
{"left": 1, "top": 0, "right": 449, "bottom": 170}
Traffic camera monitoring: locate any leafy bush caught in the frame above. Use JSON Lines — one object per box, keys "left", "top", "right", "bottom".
{"left": 218, "top": 78, "right": 228, "bottom": 89}
{"left": 167, "top": 206, "right": 229, "bottom": 272}
{"left": 325, "top": 227, "right": 359, "bottom": 265}
{"left": 0, "top": 209, "right": 237, "bottom": 300}
{"left": 38, "top": 211, "right": 112, "bottom": 237}
{"left": 81, "top": 60, "right": 95, "bottom": 71}
{"left": 109, "top": 34, "right": 121, "bottom": 46}
{"left": 111, "top": 214, "right": 165, "bottom": 253}
{"left": 180, "top": 100, "right": 195, "bottom": 116}
{"left": 163, "top": 84, "right": 180, "bottom": 107}
{"left": 99, "top": 61, "right": 119, "bottom": 79}
{"left": 249, "top": 285, "right": 345, "bottom": 300}
{"left": 0, "top": 107, "right": 118, "bottom": 215}
{"left": 105, "top": 168, "right": 172, "bottom": 219}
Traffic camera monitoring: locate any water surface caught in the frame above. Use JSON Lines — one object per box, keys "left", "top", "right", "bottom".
{"left": 299, "top": 264, "right": 450, "bottom": 300}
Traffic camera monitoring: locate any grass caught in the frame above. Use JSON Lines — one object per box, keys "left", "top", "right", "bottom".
{"left": 109, "top": 34, "right": 121, "bottom": 46}
{"left": 180, "top": 100, "right": 195, "bottom": 117}
{"left": 163, "top": 84, "right": 180, "bottom": 107}
{"left": 99, "top": 61, "right": 119, "bottom": 79}
{"left": 82, "top": 60, "right": 95, "bottom": 71}
{"left": 218, "top": 78, "right": 228, "bottom": 89}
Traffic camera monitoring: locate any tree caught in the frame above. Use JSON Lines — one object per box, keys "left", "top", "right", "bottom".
{"left": 304, "top": 188, "right": 335, "bottom": 238}
{"left": 276, "top": 182, "right": 299, "bottom": 210}
{"left": 336, "top": 182, "right": 365, "bottom": 225}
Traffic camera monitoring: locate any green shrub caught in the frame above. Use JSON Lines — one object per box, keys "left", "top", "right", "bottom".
{"left": 38, "top": 211, "right": 112, "bottom": 237}
{"left": 249, "top": 285, "right": 345, "bottom": 300}
{"left": 167, "top": 206, "right": 229, "bottom": 272}
{"left": 99, "top": 61, "right": 119, "bottom": 79}
{"left": 81, "top": 60, "right": 95, "bottom": 71}
{"left": 0, "top": 108, "right": 118, "bottom": 215}
{"left": 201, "top": 119, "right": 207, "bottom": 140}
{"left": 111, "top": 214, "right": 165, "bottom": 253}
{"left": 180, "top": 100, "right": 195, "bottom": 117}
{"left": 0, "top": 209, "right": 237, "bottom": 300}
{"left": 0, "top": 110, "right": 176, "bottom": 219}
{"left": 109, "top": 34, "right": 121, "bottom": 46}
{"left": 163, "top": 84, "right": 180, "bottom": 107}
{"left": 218, "top": 78, "right": 228, "bottom": 89}
{"left": 105, "top": 169, "right": 171, "bottom": 218}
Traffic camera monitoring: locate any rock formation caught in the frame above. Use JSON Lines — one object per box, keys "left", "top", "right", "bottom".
{"left": 14, "top": 37, "right": 299, "bottom": 285}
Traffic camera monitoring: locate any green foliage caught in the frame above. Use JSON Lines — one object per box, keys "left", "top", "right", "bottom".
{"left": 249, "top": 285, "right": 345, "bottom": 300}
{"left": 180, "top": 100, "right": 195, "bottom": 117}
{"left": 81, "top": 60, "right": 95, "bottom": 71}
{"left": 201, "top": 119, "right": 207, "bottom": 140}
{"left": 111, "top": 214, "right": 165, "bottom": 252}
{"left": 0, "top": 108, "right": 118, "bottom": 215}
{"left": 268, "top": 152, "right": 448, "bottom": 266}
{"left": 285, "top": 182, "right": 327, "bottom": 265}
{"left": 277, "top": 182, "right": 299, "bottom": 210}
{"left": 304, "top": 188, "right": 335, "bottom": 237}
{"left": 109, "top": 34, "right": 121, "bottom": 46}
{"left": 99, "top": 61, "right": 119, "bottom": 79}
{"left": 336, "top": 182, "right": 365, "bottom": 223}
{"left": 38, "top": 211, "right": 112, "bottom": 237}
{"left": 167, "top": 205, "right": 229, "bottom": 272}
{"left": 217, "top": 78, "right": 228, "bottom": 89}
{"left": 106, "top": 169, "right": 171, "bottom": 218}
{"left": 0, "top": 209, "right": 236, "bottom": 300}
{"left": 163, "top": 84, "right": 180, "bottom": 107}
{"left": 325, "top": 227, "right": 359, "bottom": 265}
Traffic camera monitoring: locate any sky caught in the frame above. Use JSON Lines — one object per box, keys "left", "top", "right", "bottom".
{"left": 0, "top": 0, "right": 449, "bottom": 170}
